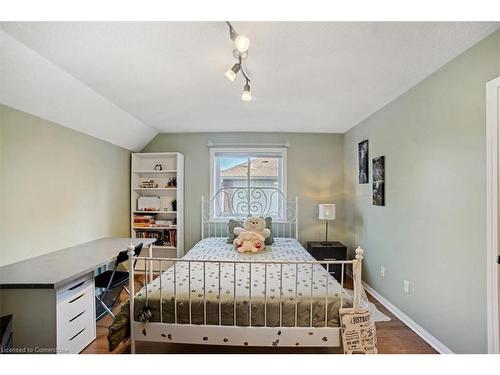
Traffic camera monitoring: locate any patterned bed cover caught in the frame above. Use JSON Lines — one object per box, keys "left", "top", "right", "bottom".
{"left": 134, "top": 237, "right": 350, "bottom": 327}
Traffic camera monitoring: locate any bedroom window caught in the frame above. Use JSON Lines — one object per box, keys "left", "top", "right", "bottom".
{"left": 210, "top": 147, "right": 287, "bottom": 219}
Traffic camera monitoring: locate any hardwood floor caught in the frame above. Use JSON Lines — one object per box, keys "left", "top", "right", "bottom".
{"left": 82, "top": 276, "right": 437, "bottom": 354}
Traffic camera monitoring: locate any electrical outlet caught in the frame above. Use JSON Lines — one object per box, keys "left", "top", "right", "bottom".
{"left": 403, "top": 280, "right": 410, "bottom": 294}
{"left": 380, "top": 266, "right": 385, "bottom": 278}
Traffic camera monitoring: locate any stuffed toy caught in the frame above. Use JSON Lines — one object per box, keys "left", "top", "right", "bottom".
{"left": 233, "top": 231, "right": 265, "bottom": 253}
{"left": 234, "top": 215, "right": 271, "bottom": 241}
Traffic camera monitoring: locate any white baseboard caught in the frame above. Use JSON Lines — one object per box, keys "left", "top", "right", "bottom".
{"left": 360, "top": 280, "right": 454, "bottom": 354}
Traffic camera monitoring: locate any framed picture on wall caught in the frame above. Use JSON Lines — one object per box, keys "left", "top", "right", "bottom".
{"left": 372, "top": 156, "right": 385, "bottom": 206}
{"left": 358, "top": 140, "right": 369, "bottom": 184}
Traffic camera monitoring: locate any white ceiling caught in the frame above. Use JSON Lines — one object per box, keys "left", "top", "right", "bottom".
{"left": 1, "top": 22, "right": 498, "bottom": 149}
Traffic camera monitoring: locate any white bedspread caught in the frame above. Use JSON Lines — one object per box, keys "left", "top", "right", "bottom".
{"left": 134, "top": 237, "right": 351, "bottom": 327}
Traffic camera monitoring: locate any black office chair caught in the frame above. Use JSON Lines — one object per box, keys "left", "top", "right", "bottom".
{"left": 95, "top": 243, "right": 143, "bottom": 318}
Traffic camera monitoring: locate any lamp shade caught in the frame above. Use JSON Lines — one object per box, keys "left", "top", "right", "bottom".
{"left": 319, "top": 204, "right": 335, "bottom": 220}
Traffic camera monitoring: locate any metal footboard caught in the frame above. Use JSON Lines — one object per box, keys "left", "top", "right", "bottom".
{"left": 127, "top": 245, "right": 364, "bottom": 352}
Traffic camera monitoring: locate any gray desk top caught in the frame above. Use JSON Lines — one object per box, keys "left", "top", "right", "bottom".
{"left": 0, "top": 238, "right": 156, "bottom": 290}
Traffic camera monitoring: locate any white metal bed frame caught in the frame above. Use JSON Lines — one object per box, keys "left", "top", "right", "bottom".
{"left": 127, "top": 187, "right": 364, "bottom": 352}
{"left": 201, "top": 186, "right": 299, "bottom": 239}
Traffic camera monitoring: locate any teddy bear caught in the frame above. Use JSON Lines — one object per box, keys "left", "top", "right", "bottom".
{"left": 233, "top": 215, "right": 271, "bottom": 241}
{"left": 233, "top": 231, "right": 265, "bottom": 253}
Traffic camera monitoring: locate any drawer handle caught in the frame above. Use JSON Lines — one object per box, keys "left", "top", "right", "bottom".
{"left": 69, "top": 292, "right": 86, "bottom": 304}
{"left": 68, "top": 280, "right": 86, "bottom": 291}
{"left": 69, "top": 310, "right": 86, "bottom": 323}
{"left": 324, "top": 258, "right": 337, "bottom": 261}
{"left": 69, "top": 327, "right": 86, "bottom": 341}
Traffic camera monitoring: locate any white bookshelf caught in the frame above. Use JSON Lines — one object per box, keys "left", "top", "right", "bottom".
{"left": 131, "top": 152, "right": 184, "bottom": 271}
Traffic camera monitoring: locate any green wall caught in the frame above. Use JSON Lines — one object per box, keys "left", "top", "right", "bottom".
{"left": 142, "top": 133, "right": 345, "bottom": 251}
{"left": 343, "top": 30, "right": 500, "bottom": 353}
{"left": 0, "top": 105, "right": 131, "bottom": 266}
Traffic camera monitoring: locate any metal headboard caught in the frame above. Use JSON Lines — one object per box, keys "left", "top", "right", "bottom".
{"left": 201, "top": 187, "right": 299, "bottom": 240}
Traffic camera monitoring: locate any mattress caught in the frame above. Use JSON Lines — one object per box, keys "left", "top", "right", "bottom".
{"left": 134, "top": 237, "right": 351, "bottom": 327}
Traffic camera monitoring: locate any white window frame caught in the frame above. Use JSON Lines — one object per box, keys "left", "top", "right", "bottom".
{"left": 209, "top": 147, "right": 288, "bottom": 220}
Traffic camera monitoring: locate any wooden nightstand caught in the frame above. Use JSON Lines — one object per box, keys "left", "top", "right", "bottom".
{"left": 307, "top": 241, "right": 347, "bottom": 282}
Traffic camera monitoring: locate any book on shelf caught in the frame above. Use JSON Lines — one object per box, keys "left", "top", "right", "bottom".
{"left": 135, "top": 228, "right": 177, "bottom": 247}
{"left": 133, "top": 215, "right": 154, "bottom": 225}
{"left": 133, "top": 224, "right": 176, "bottom": 228}
{"left": 133, "top": 214, "right": 176, "bottom": 228}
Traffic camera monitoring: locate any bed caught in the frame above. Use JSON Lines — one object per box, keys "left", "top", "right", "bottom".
{"left": 126, "top": 187, "right": 364, "bottom": 351}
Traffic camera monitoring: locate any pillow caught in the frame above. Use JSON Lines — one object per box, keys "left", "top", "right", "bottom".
{"left": 265, "top": 216, "right": 274, "bottom": 245}
{"left": 226, "top": 219, "right": 243, "bottom": 244}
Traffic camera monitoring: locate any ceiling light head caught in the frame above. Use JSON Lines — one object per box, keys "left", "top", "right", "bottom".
{"left": 227, "top": 22, "right": 250, "bottom": 53}
{"left": 241, "top": 82, "right": 252, "bottom": 102}
{"left": 225, "top": 63, "right": 241, "bottom": 82}
{"left": 234, "top": 35, "right": 250, "bottom": 53}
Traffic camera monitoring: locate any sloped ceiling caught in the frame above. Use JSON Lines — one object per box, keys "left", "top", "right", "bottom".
{"left": 0, "top": 30, "right": 157, "bottom": 151}
{"left": 1, "top": 22, "right": 498, "bottom": 150}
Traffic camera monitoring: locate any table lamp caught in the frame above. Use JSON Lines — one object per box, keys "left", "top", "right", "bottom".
{"left": 319, "top": 203, "right": 335, "bottom": 245}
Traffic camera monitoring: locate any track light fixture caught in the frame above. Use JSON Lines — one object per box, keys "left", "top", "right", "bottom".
{"left": 225, "top": 22, "right": 253, "bottom": 102}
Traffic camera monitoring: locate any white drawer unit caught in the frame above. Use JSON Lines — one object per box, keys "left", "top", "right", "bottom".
{"left": 56, "top": 274, "right": 96, "bottom": 354}
{"left": 0, "top": 238, "right": 153, "bottom": 354}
